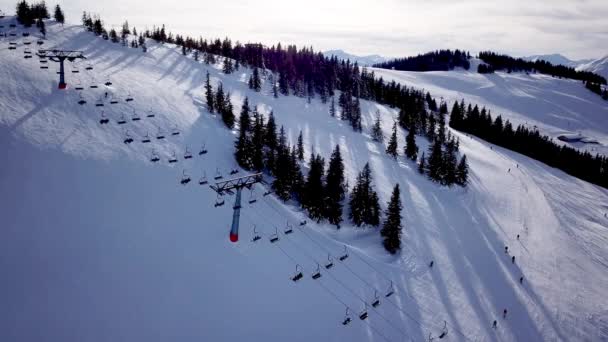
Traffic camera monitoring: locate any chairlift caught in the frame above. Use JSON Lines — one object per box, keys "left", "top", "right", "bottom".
{"left": 269, "top": 227, "right": 279, "bottom": 243}
{"left": 180, "top": 169, "right": 191, "bottom": 185}
{"left": 214, "top": 168, "right": 223, "bottom": 180}
{"left": 23, "top": 40, "right": 31, "bottom": 45}
{"left": 438, "top": 321, "right": 448, "bottom": 339}
{"left": 125, "top": 92, "right": 134, "bottom": 102}
{"left": 214, "top": 193, "right": 225, "bottom": 207}
{"left": 90, "top": 78, "right": 98, "bottom": 88}
{"left": 131, "top": 110, "right": 141, "bottom": 121}
{"left": 85, "top": 63, "right": 93, "bottom": 71}
{"left": 371, "top": 290, "right": 380, "bottom": 308}
{"left": 39, "top": 58, "right": 47, "bottom": 63}
{"left": 95, "top": 96, "right": 104, "bottom": 107}
{"left": 311, "top": 263, "right": 322, "bottom": 280}
{"left": 299, "top": 220, "right": 307, "bottom": 226}
{"left": 110, "top": 94, "right": 118, "bottom": 104}
{"left": 199, "top": 171, "right": 208, "bottom": 185}
{"left": 284, "top": 222, "right": 293, "bottom": 235}
{"left": 385, "top": 281, "right": 395, "bottom": 298}
{"left": 325, "top": 254, "right": 334, "bottom": 269}
{"left": 146, "top": 110, "right": 155, "bottom": 118}
{"left": 168, "top": 151, "right": 178, "bottom": 163}
{"left": 156, "top": 128, "right": 165, "bottom": 140}
{"left": 99, "top": 112, "right": 109, "bottom": 125}
{"left": 171, "top": 125, "right": 180, "bottom": 136}
{"left": 104, "top": 78, "right": 112, "bottom": 86}
{"left": 75, "top": 80, "right": 84, "bottom": 91}
{"left": 23, "top": 53, "right": 32, "bottom": 59}
{"left": 251, "top": 225, "right": 261, "bottom": 242}
{"left": 71, "top": 64, "right": 79, "bottom": 73}
{"left": 248, "top": 189, "right": 257, "bottom": 204}
{"left": 263, "top": 189, "right": 272, "bottom": 197}
{"left": 230, "top": 167, "right": 239, "bottom": 175}
{"left": 77, "top": 94, "right": 86, "bottom": 105}
{"left": 36, "top": 39, "right": 43, "bottom": 45}
{"left": 291, "top": 264, "right": 303, "bottom": 282}
{"left": 150, "top": 150, "right": 160, "bottom": 163}
{"left": 22, "top": 32, "right": 29, "bottom": 37}
{"left": 339, "top": 245, "right": 349, "bottom": 261}
{"left": 342, "top": 308, "right": 352, "bottom": 326}
{"left": 184, "top": 147, "right": 193, "bottom": 159}
{"left": 123, "top": 130, "right": 134, "bottom": 144}
{"left": 117, "top": 114, "right": 127, "bottom": 125}
{"left": 198, "top": 142, "right": 208, "bottom": 155}
{"left": 141, "top": 132, "right": 151, "bottom": 143}
{"left": 359, "top": 303, "right": 368, "bottom": 320}
{"left": 39, "top": 64, "right": 48, "bottom": 69}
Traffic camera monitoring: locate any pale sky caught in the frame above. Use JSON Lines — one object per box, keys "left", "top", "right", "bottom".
{"left": 3, "top": 0, "right": 608, "bottom": 60}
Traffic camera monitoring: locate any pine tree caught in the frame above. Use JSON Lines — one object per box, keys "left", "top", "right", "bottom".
{"left": 404, "top": 124, "right": 418, "bottom": 161}
{"left": 371, "top": 111, "right": 383, "bottom": 142}
{"left": 329, "top": 96, "right": 336, "bottom": 117}
{"left": 442, "top": 138, "right": 458, "bottom": 186}
{"left": 427, "top": 139, "right": 444, "bottom": 182}
{"left": 215, "top": 82, "right": 225, "bottom": 114}
{"left": 272, "top": 127, "right": 292, "bottom": 200}
{"left": 381, "top": 184, "right": 402, "bottom": 254}
{"left": 303, "top": 153, "right": 326, "bottom": 222}
{"left": 221, "top": 92, "right": 235, "bottom": 129}
{"left": 296, "top": 130, "right": 304, "bottom": 160}
{"left": 249, "top": 67, "right": 261, "bottom": 92}
{"left": 264, "top": 111, "right": 278, "bottom": 149}
{"left": 455, "top": 154, "right": 469, "bottom": 186}
{"left": 205, "top": 72, "right": 214, "bottom": 113}
{"left": 53, "top": 4, "right": 64, "bottom": 25}
{"left": 325, "top": 145, "right": 345, "bottom": 226}
{"left": 349, "top": 163, "right": 380, "bottom": 227}
{"left": 386, "top": 122, "right": 398, "bottom": 159}
{"left": 223, "top": 57, "right": 233, "bottom": 74}
{"left": 418, "top": 153, "right": 426, "bottom": 174}
{"left": 239, "top": 97, "right": 251, "bottom": 133}
{"left": 37, "top": 18, "right": 45, "bottom": 38}
{"left": 289, "top": 146, "right": 305, "bottom": 201}
{"left": 251, "top": 111, "right": 265, "bottom": 171}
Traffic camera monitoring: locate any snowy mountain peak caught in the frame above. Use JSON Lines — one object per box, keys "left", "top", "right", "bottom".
{"left": 324, "top": 49, "right": 387, "bottom": 66}
{"left": 577, "top": 55, "right": 608, "bottom": 79}
{"left": 522, "top": 53, "right": 592, "bottom": 68}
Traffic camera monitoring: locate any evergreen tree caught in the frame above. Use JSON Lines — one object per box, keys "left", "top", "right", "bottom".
{"left": 205, "top": 71, "right": 214, "bottom": 113}
{"left": 53, "top": 4, "right": 64, "bottom": 25}
{"left": 371, "top": 111, "right": 383, "bottom": 142}
{"left": 239, "top": 97, "right": 251, "bottom": 133}
{"left": 325, "top": 145, "right": 345, "bottom": 226}
{"left": 289, "top": 146, "right": 305, "bottom": 201}
{"left": 223, "top": 57, "right": 233, "bottom": 74}
{"left": 427, "top": 139, "right": 444, "bottom": 182}
{"left": 381, "top": 184, "right": 402, "bottom": 254}
{"left": 442, "top": 138, "right": 458, "bottom": 185}
{"left": 349, "top": 163, "right": 380, "bottom": 227}
{"left": 272, "top": 127, "right": 292, "bottom": 200}
{"left": 37, "top": 18, "right": 45, "bottom": 37}
{"left": 296, "top": 130, "right": 304, "bottom": 161}
{"left": 386, "top": 122, "right": 398, "bottom": 159}
{"left": 215, "top": 82, "right": 225, "bottom": 114}
{"left": 272, "top": 77, "right": 279, "bottom": 98}
{"left": 418, "top": 153, "right": 426, "bottom": 174}
{"left": 251, "top": 111, "right": 265, "bottom": 171}
{"left": 249, "top": 67, "right": 261, "bottom": 92}
{"left": 302, "top": 153, "right": 326, "bottom": 221}
{"left": 221, "top": 92, "right": 235, "bottom": 129}
{"left": 329, "top": 96, "right": 336, "bottom": 117}
{"left": 455, "top": 154, "right": 469, "bottom": 186}
{"left": 264, "top": 111, "right": 278, "bottom": 149}
{"left": 404, "top": 124, "right": 418, "bottom": 161}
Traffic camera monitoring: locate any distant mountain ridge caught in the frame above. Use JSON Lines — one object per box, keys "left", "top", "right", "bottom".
{"left": 577, "top": 55, "right": 608, "bottom": 79}
{"left": 324, "top": 49, "right": 387, "bottom": 66}
{"left": 522, "top": 54, "right": 592, "bottom": 68}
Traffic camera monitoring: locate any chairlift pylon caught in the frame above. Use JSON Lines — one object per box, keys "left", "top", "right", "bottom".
{"left": 342, "top": 308, "right": 352, "bottom": 326}
{"left": 339, "top": 245, "right": 349, "bottom": 261}
{"left": 99, "top": 111, "right": 109, "bottom": 125}
{"left": 311, "top": 263, "right": 322, "bottom": 280}
{"left": 251, "top": 225, "right": 261, "bottom": 242}
{"left": 269, "top": 227, "right": 279, "bottom": 243}
{"left": 325, "top": 253, "right": 334, "bottom": 269}
{"left": 199, "top": 171, "right": 208, "bottom": 185}
{"left": 180, "top": 169, "right": 191, "bottom": 185}
{"left": 291, "top": 264, "right": 303, "bottom": 282}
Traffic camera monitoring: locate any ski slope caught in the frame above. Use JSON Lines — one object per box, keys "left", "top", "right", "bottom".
{"left": 1, "top": 19, "right": 608, "bottom": 342}
{"left": 373, "top": 62, "right": 608, "bottom": 157}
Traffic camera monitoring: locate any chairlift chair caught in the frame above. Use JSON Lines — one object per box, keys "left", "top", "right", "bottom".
{"left": 99, "top": 112, "right": 109, "bottom": 125}
{"left": 85, "top": 63, "right": 93, "bottom": 70}
{"left": 291, "top": 264, "right": 303, "bottom": 282}
{"left": 141, "top": 132, "right": 151, "bottom": 143}
{"left": 123, "top": 130, "right": 134, "bottom": 144}
{"left": 125, "top": 92, "right": 134, "bottom": 102}
{"left": 325, "top": 254, "right": 334, "bottom": 269}
{"left": 269, "top": 227, "right": 279, "bottom": 243}
{"left": 23, "top": 40, "right": 31, "bottom": 45}
{"left": 71, "top": 64, "right": 79, "bottom": 73}
{"left": 180, "top": 170, "right": 191, "bottom": 185}
{"left": 184, "top": 147, "right": 193, "bottom": 159}
{"left": 104, "top": 78, "right": 112, "bottom": 86}
{"left": 198, "top": 142, "right": 208, "bottom": 155}
{"left": 117, "top": 114, "right": 127, "bottom": 125}
{"left": 385, "top": 281, "right": 395, "bottom": 298}
{"left": 438, "top": 321, "right": 448, "bottom": 339}
{"left": 371, "top": 291, "right": 380, "bottom": 308}
{"left": 75, "top": 80, "right": 84, "bottom": 90}
{"left": 299, "top": 220, "right": 307, "bottom": 226}
{"left": 311, "top": 263, "right": 322, "bottom": 280}
{"left": 156, "top": 128, "right": 165, "bottom": 140}
{"left": 214, "top": 194, "right": 225, "bottom": 207}
{"left": 214, "top": 168, "right": 223, "bottom": 180}
{"left": 77, "top": 94, "right": 86, "bottom": 105}
{"left": 171, "top": 125, "right": 180, "bottom": 136}
{"left": 198, "top": 172, "right": 208, "bottom": 185}
{"left": 95, "top": 96, "right": 104, "bottom": 107}
{"left": 89, "top": 77, "right": 98, "bottom": 88}
{"left": 339, "top": 245, "right": 349, "bottom": 261}
{"left": 146, "top": 110, "right": 155, "bottom": 118}
{"left": 230, "top": 167, "right": 239, "bottom": 175}
{"left": 359, "top": 304, "right": 368, "bottom": 320}
{"left": 22, "top": 32, "right": 29, "bottom": 37}
{"left": 251, "top": 225, "right": 261, "bottom": 242}
{"left": 10, "top": 24, "right": 16, "bottom": 28}
{"left": 342, "top": 308, "right": 352, "bottom": 326}
{"left": 168, "top": 151, "right": 178, "bottom": 163}
{"left": 36, "top": 39, "right": 43, "bottom": 45}
{"left": 248, "top": 189, "right": 257, "bottom": 204}
{"left": 263, "top": 189, "right": 272, "bottom": 197}
{"left": 284, "top": 222, "right": 293, "bottom": 235}
{"left": 150, "top": 150, "right": 160, "bottom": 163}
{"left": 131, "top": 110, "right": 141, "bottom": 121}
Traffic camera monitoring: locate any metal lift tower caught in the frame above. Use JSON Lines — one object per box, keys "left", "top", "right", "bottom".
{"left": 210, "top": 173, "right": 262, "bottom": 242}
{"left": 36, "top": 49, "right": 85, "bottom": 89}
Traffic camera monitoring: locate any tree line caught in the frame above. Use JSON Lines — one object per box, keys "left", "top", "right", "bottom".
{"left": 374, "top": 49, "right": 471, "bottom": 72}
{"left": 449, "top": 101, "right": 608, "bottom": 189}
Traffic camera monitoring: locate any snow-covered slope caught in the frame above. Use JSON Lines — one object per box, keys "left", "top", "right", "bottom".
{"left": 373, "top": 63, "right": 608, "bottom": 157}
{"left": 522, "top": 54, "right": 591, "bottom": 68}
{"left": 577, "top": 55, "right": 608, "bottom": 80}
{"left": 325, "top": 49, "right": 386, "bottom": 66}
{"left": 2, "top": 19, "right": 608, "bottom": 342}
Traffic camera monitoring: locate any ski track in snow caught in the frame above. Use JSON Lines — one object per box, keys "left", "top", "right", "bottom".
{"left": 1, "top": 19, "right": 607, "bottom": 342}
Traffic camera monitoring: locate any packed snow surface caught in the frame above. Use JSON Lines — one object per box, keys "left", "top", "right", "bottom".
{"left": 1, "top": 19, "right": 608, "bottom": 342}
